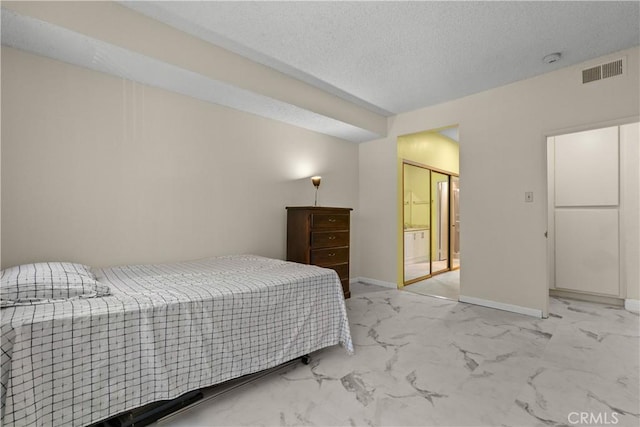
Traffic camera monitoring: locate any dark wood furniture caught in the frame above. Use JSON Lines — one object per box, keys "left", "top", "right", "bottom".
{"left": 286, "top": 206, "right": 352, "bottom": 298}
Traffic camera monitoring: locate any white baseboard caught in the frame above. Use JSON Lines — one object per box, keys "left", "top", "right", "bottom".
{"left": 625, "top": 298, "right": 640, "bottom": 313}
{"left": 459, "top": 295, "right": 543, "bottom": 318}
{"left": 352, "top": 277, "right": 397, "bottom": 289}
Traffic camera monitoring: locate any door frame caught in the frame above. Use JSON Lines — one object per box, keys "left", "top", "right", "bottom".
{"left": 545, "top": 115, "right": 639, "bottom": 317}
{"left": 449, "top": 175, "right": 461, "bottom": 271}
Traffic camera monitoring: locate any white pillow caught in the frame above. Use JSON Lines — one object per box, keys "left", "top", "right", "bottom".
{"left": 0, "top": 262, "right": 111, "bottom": 306}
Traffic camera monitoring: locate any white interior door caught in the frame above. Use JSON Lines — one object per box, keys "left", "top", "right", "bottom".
{"left": 555, "top": 209, "right": 619, "bottom": 295}
{"left": 549, "top": 126, "right": 620, "bottom": 297}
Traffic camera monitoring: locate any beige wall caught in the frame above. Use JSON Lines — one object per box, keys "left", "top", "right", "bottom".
{"left": 1, "top": 47, "right": 359, "bottom": 269}
{"left": 358, "top": 47, "right": 640, "bottom": 314}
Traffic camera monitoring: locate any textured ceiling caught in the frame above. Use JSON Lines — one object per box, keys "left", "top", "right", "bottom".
{"left": 123, "top": 1, "right": 640, "bottom": 114}
{"left": 2, "top": 2, "right": 639, "bottom": 142}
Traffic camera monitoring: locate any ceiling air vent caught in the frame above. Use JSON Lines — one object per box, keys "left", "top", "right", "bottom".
{"left": 582, "top": 66, "right": 601, "bottom": 84}
{"left": 582, "top": 58, "right": 624, "bottom": 84}
{"left": 602, "top": 59, "right": 623, "bottom": 79}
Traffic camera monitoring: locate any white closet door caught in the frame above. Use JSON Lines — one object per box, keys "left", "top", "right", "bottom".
{"left": 552, "top": 126, "right": 620, "bottom": 296}
{"left": 555, "top": 126, "right": 618, "bottom": 207}
{"left": 555, "top": 209, "right": 619, "bottom": 295}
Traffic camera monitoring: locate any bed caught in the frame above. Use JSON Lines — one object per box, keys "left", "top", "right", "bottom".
{"left": 0, "top": 255, "right": 353, "bottom": 427}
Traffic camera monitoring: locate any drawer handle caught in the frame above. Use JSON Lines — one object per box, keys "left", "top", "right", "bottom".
{"left": 329, "top": 236, "right": 336, "bottom": 240}
{"left": 328, "top": 218, "right": 336, "bottom": 222}
{"left": 328, "top": 253, "right": 336, "bottom": 257}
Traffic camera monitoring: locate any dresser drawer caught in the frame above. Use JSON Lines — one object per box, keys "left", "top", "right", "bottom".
{"left": 325, "top": 262, "right": 349, "bottom": 280}
{"left": 311, "top": 247, "right": 349, "bottom": 266}
{"left": 286, "top": 206, "right": 352, "bottom": 299}
{"left": 311, "top": 231, "right": 349, "bottom": 249}
{"left": 311, "top": 213, "right": 349, "bottom": 229}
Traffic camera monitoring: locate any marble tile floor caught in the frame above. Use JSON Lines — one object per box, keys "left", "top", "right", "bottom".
{"left": 156, "top": 282, "right": 639, "bottom": 427}
{"left": 404, "top": 270, "right": 460, "bottom": 301}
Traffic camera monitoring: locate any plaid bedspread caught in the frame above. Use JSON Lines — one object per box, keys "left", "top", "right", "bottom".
{"left": 1, "top": 255, "right": 353, "bottom": 426}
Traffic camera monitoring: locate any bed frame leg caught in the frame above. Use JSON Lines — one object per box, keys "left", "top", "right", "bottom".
{"left": 300, "top": 354, "right": 311, "bottom": 365}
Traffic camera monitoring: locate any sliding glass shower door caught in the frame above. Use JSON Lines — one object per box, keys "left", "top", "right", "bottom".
{"left": 432, "top": 172, "right": 449, "bottom": 275}
{"left": 450, "top": 176, "right": 460, "bottom": 269}
{"left": 403, "top": 162, "right": 460, "bottom": 285}
{"left": 403, "top": 164, "right": 431, "bottom": 282}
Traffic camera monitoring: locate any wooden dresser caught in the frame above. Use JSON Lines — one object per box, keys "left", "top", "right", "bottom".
{"left": 286, "top": 206, "right": 352, "bottom": 298}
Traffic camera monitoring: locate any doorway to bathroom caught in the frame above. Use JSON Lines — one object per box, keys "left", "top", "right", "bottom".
{"left": 398, "top": 126, "right": 460, "bottom": 300}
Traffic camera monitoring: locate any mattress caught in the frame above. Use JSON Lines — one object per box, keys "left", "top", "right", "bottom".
{"left": 0, "top": 255, "right": 353, "bottom": 427}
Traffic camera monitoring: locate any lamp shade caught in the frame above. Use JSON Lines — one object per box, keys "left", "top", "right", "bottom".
{"left": 311, "top": 176, "right": 321, "bottom": 188}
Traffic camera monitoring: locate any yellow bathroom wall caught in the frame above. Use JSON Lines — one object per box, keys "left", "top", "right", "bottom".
{"left": 397, "top": 129, "right": 459, "bottom": 287}
{"left": 398, "top": 130, "right": 460, "bottom": 174}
